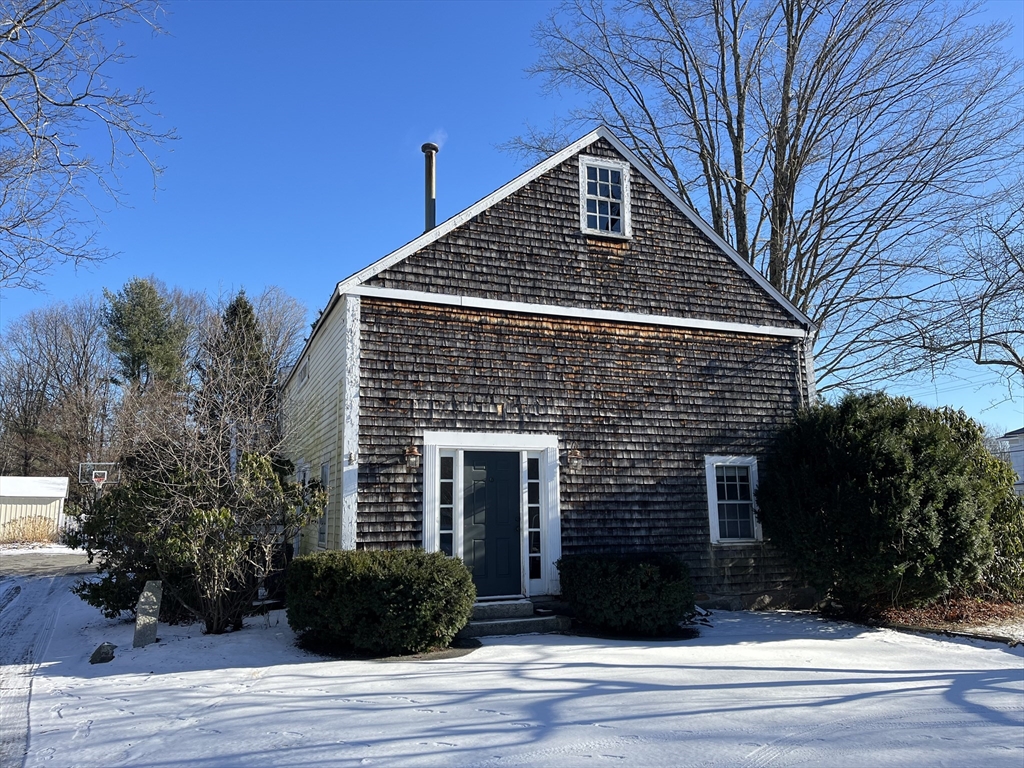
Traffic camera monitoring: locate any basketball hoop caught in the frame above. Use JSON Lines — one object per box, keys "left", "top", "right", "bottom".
{"left": 79, "top": 462, "right": 119, "bottom": 491}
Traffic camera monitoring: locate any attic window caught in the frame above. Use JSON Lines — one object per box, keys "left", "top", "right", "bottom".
{"left": 579, "top": 156, "right": 631, "bottom": 238}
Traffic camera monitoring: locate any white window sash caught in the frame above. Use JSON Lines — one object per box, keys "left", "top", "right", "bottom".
{"left": 579, "top": 155, "right": 632, "bottom": 238}
{"left": 705, "top": 455, "right": 762, "bottom": 544}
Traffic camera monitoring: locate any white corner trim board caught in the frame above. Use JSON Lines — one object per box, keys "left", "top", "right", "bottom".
{"left": 338, "top": 295, "right": 360, "bottom": 550}
{"left": 349, "top": 285, "right": 809, "bottom": 339}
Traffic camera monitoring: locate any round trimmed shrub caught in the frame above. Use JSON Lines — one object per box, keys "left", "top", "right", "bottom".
{"left": 755, "top": 393, "right": 1015, "bottom": 616}
{"left": 557, "top": 552, "right": 694, "bottom": 636}
{"left": 286, "top": 549, "right": 476, "bottom": 655}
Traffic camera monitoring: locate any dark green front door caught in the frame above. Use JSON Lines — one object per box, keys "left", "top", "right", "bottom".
{"left": 463, "top": 451, "right": 521, "bottom": 597}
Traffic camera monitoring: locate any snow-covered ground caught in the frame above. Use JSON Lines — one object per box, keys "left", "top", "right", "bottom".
{"left": 0, "top": 545, "right": 82, "bottom": 556}
{"left": 7, "top": 575, "right": 1020, "bottom": 768}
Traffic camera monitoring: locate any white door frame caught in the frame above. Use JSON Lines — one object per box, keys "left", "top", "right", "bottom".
{"left": 422, "top": 431, "right": 561, "bottom": 597}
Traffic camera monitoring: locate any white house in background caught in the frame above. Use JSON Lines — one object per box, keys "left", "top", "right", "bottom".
{"left": 0, "top": 476, "right": 71, "bottom": 540}
{"left": 998, "top": 427, "right": 1024, "bottom": 496}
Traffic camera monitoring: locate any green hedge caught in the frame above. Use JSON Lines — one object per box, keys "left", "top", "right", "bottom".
{"left": 755, "top": 393, "right": 1018, "bottom": 615}
{"left": 286, "top": 549, "right": 476, "bottom": 655}
{"left": 557, "top": 553, "right": 694, "bottom": 636}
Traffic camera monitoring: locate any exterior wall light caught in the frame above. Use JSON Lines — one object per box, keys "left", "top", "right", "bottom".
{"left": 404, "top": 445, "right": 422, "bottom": 469}
{"left": 561, "top": 447, "right": 583, "bottom": 471}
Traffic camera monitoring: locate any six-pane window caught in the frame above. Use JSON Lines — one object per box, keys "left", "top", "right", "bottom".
{"left": 585, "top": 165, "right": 623, "bottom": 234}
{"left": 580, "top": 157, "right": 630, "bottom": 237}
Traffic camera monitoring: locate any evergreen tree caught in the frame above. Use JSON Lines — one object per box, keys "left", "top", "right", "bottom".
{"left": 103, "top": 277, "right": 187, "bottom": 389}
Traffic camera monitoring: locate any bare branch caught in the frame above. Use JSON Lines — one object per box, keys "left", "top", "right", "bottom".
{"left": 0, "top": 0, "right": 176, "bottom": 291}
{"left": 515, "top": 0, "right": 1024, "bottom": 390}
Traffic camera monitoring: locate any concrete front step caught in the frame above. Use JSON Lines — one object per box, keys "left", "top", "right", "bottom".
{"left": 457, "top": 614, "right": 570, "bottom": 639}
{"left": 471, "top": 599, "right": 535, "bottom": 621}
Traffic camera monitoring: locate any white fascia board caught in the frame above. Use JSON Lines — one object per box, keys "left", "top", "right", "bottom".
{"left": 349, "top": 285, "right": 808, "bottom": 339}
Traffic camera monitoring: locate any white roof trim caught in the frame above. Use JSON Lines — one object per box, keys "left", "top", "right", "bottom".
{"left": 349, "top": 285, "right": 808, "bottom": 339}
{"left": 0, "top": 476, "right": 69, "bottom": 499}
{"left": 334, "top": 125, "right": 814, "bottom": 331}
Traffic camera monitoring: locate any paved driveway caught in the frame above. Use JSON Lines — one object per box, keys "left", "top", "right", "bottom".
{"left": 0, "top": 550, "right": 91, "bottom": 768}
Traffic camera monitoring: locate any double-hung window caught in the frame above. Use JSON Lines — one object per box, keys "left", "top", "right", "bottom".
{"left": 579, "top": 156, "right": 631, "bottom": 238}
{"left": 705, "top": 456, "right": 762, "bottom": 543}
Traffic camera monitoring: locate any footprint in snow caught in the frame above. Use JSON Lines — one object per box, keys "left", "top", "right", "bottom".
{"left": 72, "top": 720, "right": 93, "bottom": 739}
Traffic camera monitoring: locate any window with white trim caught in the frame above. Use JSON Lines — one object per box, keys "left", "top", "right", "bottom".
{"left": 527, "top": 456, "right": 542, "bottom": 580}
{"left": 579, "top": 156, "right": 631, "bottom": 238}
{"left": 705, "top": 456, "right": 762, "bottom": 543}
{"left": 439, "top": 454, "right": 455, "bottom": 556}
{"left": 318, "top": 461, "right": 330, "bottom": 547}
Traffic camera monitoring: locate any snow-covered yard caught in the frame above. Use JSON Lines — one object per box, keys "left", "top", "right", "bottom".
{"left": 14, "top": 572, "right": 1023, "bottom": 768}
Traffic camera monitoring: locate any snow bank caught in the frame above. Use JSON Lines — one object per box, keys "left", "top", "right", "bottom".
{"left": 0, "top": 544, "right": 82, "bottom": 556}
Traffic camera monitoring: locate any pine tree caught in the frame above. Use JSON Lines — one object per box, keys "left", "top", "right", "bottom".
{"left": 103, "top": 278, "right": 187, "bottom": 389}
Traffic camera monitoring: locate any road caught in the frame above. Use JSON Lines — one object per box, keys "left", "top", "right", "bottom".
{"left": 0, "top": 551, "right": 92, "bottom": 768}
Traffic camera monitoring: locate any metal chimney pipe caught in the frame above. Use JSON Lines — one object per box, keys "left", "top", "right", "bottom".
{"left": 421, "top": 142, "right": 439, "bottom": 232}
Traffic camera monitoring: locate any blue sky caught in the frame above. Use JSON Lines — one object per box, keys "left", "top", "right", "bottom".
{"left": 1, "top": 0, "right": 1022, "bottom": 432}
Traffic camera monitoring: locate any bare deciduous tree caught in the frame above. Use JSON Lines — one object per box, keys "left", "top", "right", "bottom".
{"left": 0, "top": 297, "right": 116, "bottom": 498}
{"left": 0, "top": 0, "right": 174, "bottom": 291}
{"left": 910, "top": 189, "right": 1024, "bottom": 387}
{"left": 511, "top": 0, "right": 1023, "bottom": 390}
{"left": 100, "top": 290, "right": 319, "bottom": 633}
{"left": 253, "top": 286, "right": 308, "bottom": 372}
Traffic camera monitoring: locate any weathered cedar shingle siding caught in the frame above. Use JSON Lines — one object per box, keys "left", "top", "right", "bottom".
{"left": 366, "top": 139, "right": 800, "bottom": 330}
{"left": 357, "top": 300, "right": 800, "bottom": 594}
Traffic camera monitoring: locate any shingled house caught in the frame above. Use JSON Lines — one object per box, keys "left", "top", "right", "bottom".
{"left": 283, "top": 127, "right": 817, "bottom": 605}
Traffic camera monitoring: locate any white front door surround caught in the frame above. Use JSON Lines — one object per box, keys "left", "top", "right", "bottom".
{"left": 422, "top": 431, "right": 562, "bottom": 597}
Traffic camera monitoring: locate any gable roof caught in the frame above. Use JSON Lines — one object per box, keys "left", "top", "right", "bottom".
{"left": 335, "top": 126, "right": 814, "bottom": 331}
{"left": 289, "top": 127, "right": 817, "bottom": 386}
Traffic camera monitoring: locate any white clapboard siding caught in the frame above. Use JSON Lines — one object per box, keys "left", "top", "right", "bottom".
{"left": 282, "top": 295, "right": 354, "bottom": 555}
{"left": 0, "top": 476, "right": 71, "bottom": 540}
